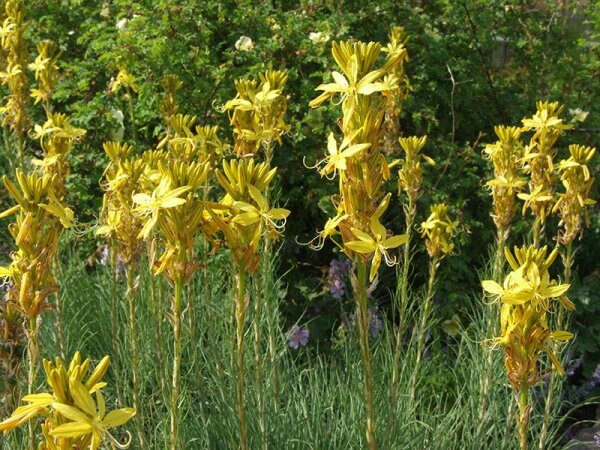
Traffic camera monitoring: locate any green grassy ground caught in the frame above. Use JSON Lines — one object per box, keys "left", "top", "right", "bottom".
{"left": 1, "top": 243, "right": 573, "bottom": 450}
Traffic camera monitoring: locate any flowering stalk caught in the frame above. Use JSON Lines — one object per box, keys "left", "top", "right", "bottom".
{"left": 409, "top": 256, "right": 438, "bottom": 405}
{"left": 482, "top": 245, "right": 574, "bottom": 450}
{"left": 518, "top": 102, "right": 571, "bottom": 246}
{"left": 410, "top": 204, "right": 458, "bottom": 404}
{"left": 539, "top": 144, "right": 594, "bottom": 450}
{"left": 309, "top": 38, "right": 410, "bottom": 448}
{"left": 391, "top": 135, "right": 431, "bottom": 409}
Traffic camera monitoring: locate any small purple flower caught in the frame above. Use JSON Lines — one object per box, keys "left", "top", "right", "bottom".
{"left": 327, "top": 257, "right": 352, "bottom": 299}
{"left": 98, "top": 244, "right": 109, "bottom": 266}
{"left": 287, "top": 325, "right": 309, "bottom": 349}
{"left": 367, "top": 306, "right": 383, "bottom": 338}
{"left": 566, "top": 352, "right": 584, "bottom": 377}
{"left": 594, "top": 433, "right": 600, "bottom": 447}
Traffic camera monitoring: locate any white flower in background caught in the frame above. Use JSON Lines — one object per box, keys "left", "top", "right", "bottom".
{"left": 309, "top": 31, "right": 330, "bottom": 45}
{"left": 235, "top": 36, "right": 254, "bottom": 52}
{"left": 569, "top": 108, "right": 589, "bottom": 123}
{"left": 116, "top": 18, "right": 128, "bottom": 30}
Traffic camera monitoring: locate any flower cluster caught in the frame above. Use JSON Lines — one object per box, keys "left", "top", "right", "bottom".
{"left": 420, "top": 203, "right": 459, "bottom": 260}
{"left": 519, "top": 101, "right": 572, "bottom": 225}
{"left": 0, "top": 352, "right": 135, "bottom": 450}
{"left": 223, "top": 70, "right": 289, "bottom": 161}
{"left": 483, "top": 126, "right": 526, "bottom": 238}
{"left": 0, "top": 0, "right": 30, "bottom": 143}
{"left": 553, "top": 144, "right": 596, "bottom": 246}
{"left": 482, "top": 245, "right": 573, "bottom": 390}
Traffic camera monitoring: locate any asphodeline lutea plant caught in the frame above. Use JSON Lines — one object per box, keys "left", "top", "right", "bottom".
{"left": 222, "top": 70, "right": 289, "bottom": 162}
{"left": 132, "top": 156, "right": 210, "bottom": 450}
{"left": 0, "top": 170, "right": 74, "bottom": 449}
{"left": 160, "top": 74, "right": 183, "bottom": 122}
{"left": 309, "top": 38, "right": 409, "bottom": 450}
{"left": 0, "top": 352, "right": 135, "bottom": 450}
{"left": 410, "top": 203, "right": 458, "bottom": 404}
{"left": 518, "top": 101, "right": 572, "bottom": 246}
{"left": 483, "top": 126, "right": 527, "bottom": 259}
{"left": 205, "top": 158, "right": 289, "bottom": 450}
{"left": 31, "top": 113, "right": 86, "bottom": 201}
{"left": 553, "top": 144, "right": 595, "bottom": 280}
{"left": 381, "top": 26, "right": 410, "bottom": 156}
{"left": 28, "top": 40, "right": 60, "bottom": 111}
{"left": 0, "top": 0, "right": 30, "bottom": 165}
{"left": 110, "top": 67, "right": 139, "bottom": 141}
{"left": 482, "top": 245, "right": 573, "bottom": 450}
{"left": 390, "top": 135, "right": 432, "bottom": 408}
{"left": 97, "top": 147, "right": 148, "bottom": 448}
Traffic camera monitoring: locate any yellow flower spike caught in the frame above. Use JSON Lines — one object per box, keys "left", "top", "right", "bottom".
{"left": 111, "top": 68, "right": 139, "bottom": 94}
{"left": 420, "top": 203, "right": 459, "bottom": 259}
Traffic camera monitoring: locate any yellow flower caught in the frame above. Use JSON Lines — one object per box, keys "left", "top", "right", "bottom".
{"left": 132, "top": 177, "right": 191, "bottom": 239}
{"left": 319, "top": 130, "right": 370, "bottom": 177}
{"left": 346, "top": 195, "right": 407, "bottom": 281}
{"left": 50, "top": 379, "right": 135, "bottom": 450}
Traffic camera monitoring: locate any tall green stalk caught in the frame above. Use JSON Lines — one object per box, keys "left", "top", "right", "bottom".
{"left": 538, "top": 242, "right": 573, "bottom": 450}
{"left": 127, "top": 267, "right": 145, "bottom": 448}
{"left": 150, "top": 267, "right": 166, "bottom": 394}
{"left": 26, "top": 316, "right": 38, "bottom": 450}
{"left": 517, "top": 384, "right": 529, "bottom": 450}
{"left": 170, "top": 272, "right": 183, "bottom": 450}
{"left": 410, "top": 257, "right": 438, "bottom": 405}
{"left": 53, "top": 260, "right": 66, "bottom": 360}
{"left": 476, "top": 227, "right": 505, "bottom": 441}
{"left": 391, "top": 197, "right": 415, "bottom": 409}
{"left": 356, "top": 259, "right": 377, "bottom": 450}
{"left": 235, "top": 268, "right": 248, "bottom": 450}
{"left": 253, "top": 276, "right": 266, "bottom": 450}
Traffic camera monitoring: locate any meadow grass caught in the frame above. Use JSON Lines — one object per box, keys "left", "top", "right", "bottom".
{"left": 0, "top": 239, "right": 576, "bottom": 450}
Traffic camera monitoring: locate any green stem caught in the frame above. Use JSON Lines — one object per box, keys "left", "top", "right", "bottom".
{"left": 150, "top": 269, "right": 166, "bottom": 395}
{"left": 127, "top": 267, "right": 145, "bottom": 448}
{"left": 53, "top": 259, "right": 66, "bottom": 361}
{"left": 27, "top": 316, "right": 38, "bottom": 450}
{"left": 391, "top": 197, "right": 415, "bottom": 409}
{"left": 476, "top": 228, "right": 505, "bottom": 442}
{"left": 410, "top": 258, "right": 438, "bottom": 405}
{"left": 538, "top": 241, "right": 573, "bottom": 450}
{"left": 356, "top": 259, "right": 377, "bottom": 450}
{"left": 253, "top": 274, "right": 266, "bottom": 450}
{"left": 126, "top": 87, "right": 137, "bottom": 143}
{"left": 109, "top": 244, "right": 122, "bottom": 405}
{"left": 235, "top": 268, "right": 248, "bottom": 450}
{"left": 532, "top": 218, "right": 541, "bottom": 248}
{"left": 517, "top": 384, "right": 529, "bottom": 450}
{"left": 170, "top": 273, "right": 183, "bottom": 450}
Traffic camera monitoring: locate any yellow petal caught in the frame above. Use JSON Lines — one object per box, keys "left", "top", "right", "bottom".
{"left": 345, "top": 240, "right": 375, "bottom": 254}
{"left": 481, "top": 280, "right": 503, "bottom": 296}
{"left": 50, "top": 421, "right": 94, "bottom": 439}
{"left": 102, "top": 407, "right": 136, "bottom": 428}
{"left": 51, "top": 403, "right": 91, "bottom": 424}
{"left": 384, "top": 234, "right": 408, "bottom": 249}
